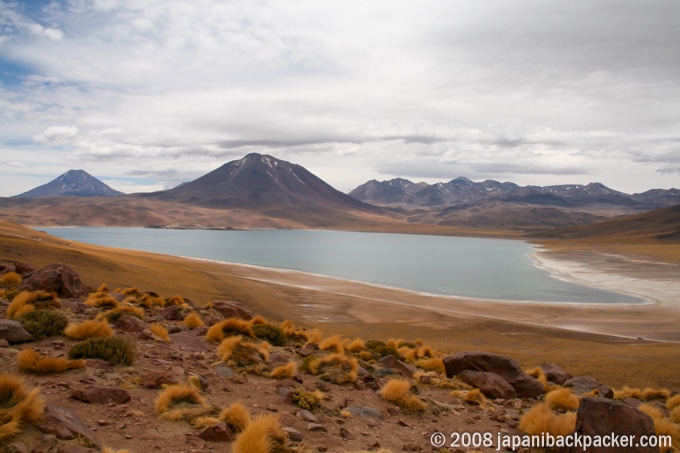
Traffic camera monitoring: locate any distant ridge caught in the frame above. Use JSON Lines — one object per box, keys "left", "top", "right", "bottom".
{"left": 349, "top": 177, "right": 679, "bottom": 211}
{"left": 14, "top": 169, "right": 124, "bottom": 198}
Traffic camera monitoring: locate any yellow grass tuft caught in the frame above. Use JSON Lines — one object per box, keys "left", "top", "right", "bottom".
{"left": 96, "top": 283, "right": 109, "bottom": 293}
{"left": 85, "top": 290, "right": 119, "bottom": 309}
{"left": 249, "top": 315, "right": 268, "bottom": 326}
{"left": 166, "top": 295, "right": 185, "bottom": 306}
{"left": 614, "top": 386, "right": 643, "bottom": 400}
{"left": 217, "top": 335, "right": 270, "bottom": 368}
{"left": 0, "top": 373, "right": 46, "bottom": 441}
{"left": 642, "top": 388, "right": 671, "bottom": 401}
{"left": 345, "top": 337, "right": 365, "bottom": 353}
{"left": 101, "top": 447, "right": 134, "bottom": 453}
{"left": 270, "top": 361, "right": 297, "bottom": 379}
{"left": 305, "top": 328, "right": 324, "bottom": 344}
{"left": 319, "top": 335, "right": 345, "bottom": 354}
{"left": 638, "top": 403, "right": 680, "bottom": 451}
{"left": 220, "top": 402, "right": 251, "bottom": 433}
{"left": 614, "top": 386, "right": 671, "bottom": 401}
{"left": 314, "top": 353, "right": 358, "bottom": 385}
{"left": 206, "top": 318, "right": 253, "bottom": 342}
{"left": 414, "top": 357, "right": 445, "bottom": 374}
{"left": 184, "top": 312, "right": 204, "bottom": 330}
{"left": 17, "top": 349, "right": 85, "bottom": 374}
{"left": 545, "top": 388, "right": 580, "bottom": 411}
{"left": 1, "top": 271, "right": 22, "bottom": 288}
{"left": 149, "top": 323, "right": 170, "bottom": 342}
{"left": 6, "top": 291, "right": 36, "bottom": 319}
{"left": 380, "top": 378, "right": 425, "bottom": 413}
{"left": 526, "top": 366, "right": 551, "bottom": 391}
{"left": 186, "top": 375, "right": 203, "bottom": 390}
{"left": 519, "top": 402, "right": 576, "bottom": 437}
{"left": 232, "top": 413, "right": 287, "bottom": 453}
{"left": 191, "top": 416, "right": 221, "bottom": 429}
{"left": 64, "top": 319, "right": 113, "bottom": 340}
{"left": 671, "top": 406, "right": 680, "bottom": 424}
{"left": 155, "top": 384, "right": 213, "bottom": 422}
{"left": 667, "top": 394, "right": 680, "bottom": 411}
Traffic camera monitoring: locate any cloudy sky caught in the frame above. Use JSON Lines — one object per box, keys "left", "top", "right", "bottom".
{"left": 1, "top": 0, "right": 679, "bottom": 197}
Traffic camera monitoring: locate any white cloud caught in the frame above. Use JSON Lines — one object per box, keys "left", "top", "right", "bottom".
{"left": 32, "top": 126, "right": 79, "bottom": 144}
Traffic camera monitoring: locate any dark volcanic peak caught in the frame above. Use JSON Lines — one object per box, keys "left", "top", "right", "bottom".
{"left": 349, "top": 177, "right": 678, "bottom": 211}
{"left": 153, "top": 153, "right": 381, "bottom": 213}
{"left": 14, "top": 169, "right": 124, "bottom": 198}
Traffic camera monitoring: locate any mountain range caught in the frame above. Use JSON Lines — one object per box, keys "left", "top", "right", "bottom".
{"left": 14, "top": 169, "right": 123, "bottom": 198}
{"left": 1, "top": 153, "right": 678, "bottom": 235}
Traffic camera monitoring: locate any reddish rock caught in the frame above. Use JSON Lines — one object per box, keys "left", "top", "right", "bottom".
{"left": 70, "top": 387, "right": 131, "bottom": 404}
{"left": 198, "top": 422, "right": 233, "bottom": 442}
{"left": 36, "top": 406, "right": 99, "bottom": 447}
{"left": 114, "top": 314, "right": 147, "bottom": 332}
{"left": 161, "top": 304, "right": 185, "bottom": 321}
{"left": 5, "top": 442, "right": 29, "bottom": 453}
{"left": 140, "top": 370, "right": 180, "bottom": 388}
{"left": 170, "top": 330, "right": 211, "bottom": 352}
{"left": 0, "top": 319, "right": 34, "bottom": 344}
{"left": 443, "top": 351, "right": 544, "bottom": 398}
{"left": 210, "top": 300, "right": 255, "bottom": 320}
{"left": 458, "top": 370, "right": 517, "bottom": 399}
{"left": 378, "top": 355, "right": 418, "bottom": 379}
{"left": 564, "top": 376, "right": 614, "bottom": 399}
{"left": 540, "top": 363, "right": 573, "bottom": 385}
{"left": 19, "top": 263, "right": 89, "bottom": 298}
{"left": 558, "top": 397, "right": 657, "bottom": 453}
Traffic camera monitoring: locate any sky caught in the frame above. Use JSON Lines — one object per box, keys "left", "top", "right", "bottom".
{"left": 1, "top": 0, "right": 679, "bottom": 197}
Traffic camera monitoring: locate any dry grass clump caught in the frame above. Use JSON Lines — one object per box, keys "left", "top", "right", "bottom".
{"left": 289, "top": 388, "right": 324, "bottom": 411}
{"left": 102, "top": 448, "right": 134, "bottom": 453}
{"left": 0, "top": 373, "right": 45, "bottom": 441}
{"left": 166, "top": 295, "right": 185, "bottom": 306}
{"left": 450, "top": 388, "right": 490, "bottom": 408}
{"left": 364, "top": 340, "right": 400, "bottom": 360}
{"left": 217, "top": 336, "right": 270, "bottom": 371}
{"left": 671, "top": 406, "right": 680, "bottom": 424}
{"left": 231, "top": 413, "right": 288, "bottom": 453}
{"left": 149, "top": 323, "right": 170, "bottom": 342}
{"left": 100, "top": 305, "right": 144, "bottom": 324}
{"left": 1, "top": 271, "right": 22, "bottom": 289}
{"left": 667, "top": 395, "right": 680, "bottom": 411}
{"left": 17, "top": 348, "right": 85, "bottom": 374}
{"left": 545, "top": 388, "right": 580, "bottom": 411}
{"left": 68, "top": 336, "right": 136, "bottom": 366}
{"left": 155, "top": 384, "right": 217, "bottom": 423}
{"left": 206, "top": 318, "right": 254, "bottom": 342}
{"left": 304, "top": 328, "right": 324, "bottom": 345}
{"left": 638, "top": 403, "right": 680, "bottom": 451}
{"left": 85, "top": 289, "right": 119, "bottom": 309}
{"left": 526, "top": 366, "right": 551, "bottom": 391}
{"left": 614, "top": 386, "right": 672, "bottom": 401}
{"left": 345, "top": 337, "right": 365, "bottom": 353}
{"left": 380, "top": 379, "right": 425, "bottom": 413}
{"left": 183, "top": 312, "right": 204, "bottom": 330}
{"left": 319, "top": 335, "right": 345, "bottom": 354}
{"left": 220, "top": 402, "right": 251, "bottom": 433}
{"left": 251, "top": 323, "right": 287, "bottom": 346}
{"left": 17, "top": 308, "right": 69, "bottom": 340}
{"left": 519, "top": 402, "right": 577, "bottom": 437}
{"left": 270, "top": 362, "right": 297, "bottom": 379}
{"left": 414, "top": 357, "right": 445, "bottom": 374}
{"left": 314, "top": 353, "right": 358, "bottom": 385}
{"left": 64, "top": 319, "right": 113, "bottom": 340}
{"left": 279, "top": 320, "right": 310, "bottom": 344}
{"left": 6, "top": 291, "right": 57, "bottom": 319}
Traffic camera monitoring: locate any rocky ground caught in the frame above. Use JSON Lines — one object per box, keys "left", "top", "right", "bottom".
{"left": 0, "top": 261, "right": 677, "bottom": 453}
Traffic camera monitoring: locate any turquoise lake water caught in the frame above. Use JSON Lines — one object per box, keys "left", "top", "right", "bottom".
{"left": 39, "top": 227, "right": 641, "bottom": 304}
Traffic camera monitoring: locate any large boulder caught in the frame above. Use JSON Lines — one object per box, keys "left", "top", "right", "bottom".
{"left": 558, "top": 397, "right": 657, "bottom": 453}
{"left": 458, "top": 370, "right": 517, "bottom": 399}
{"left": 0, "top": 319, "right": 34, "bottom": 344}
{"left": 443, "top": 351, "right": 544, "bottom": 398}
{"left": 378, "top": 355, "right": 418, "bottom": 379}
{"left": 540, "top": 362, "right": 573, "bottom": 385}
{"left": 19, "top": 264, "right": 89, "bottom": 298}
{"left": 210, "top": 300, "right": 255, "bottom": 320}
{"left": 563, "top": 376, "right": 614, "bottom": 399}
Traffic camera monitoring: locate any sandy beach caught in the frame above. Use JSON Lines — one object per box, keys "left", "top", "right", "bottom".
{"left": 191, "top": 248, "right": 680, "bottom": 343}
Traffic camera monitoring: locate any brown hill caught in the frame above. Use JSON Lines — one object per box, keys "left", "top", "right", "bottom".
{"left": 534, "top": 204, "right": 680, "bottom": 242}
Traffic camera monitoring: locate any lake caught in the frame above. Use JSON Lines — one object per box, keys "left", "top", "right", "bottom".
{"left": 38, "top": 227, "right": 641, "bottom": 304}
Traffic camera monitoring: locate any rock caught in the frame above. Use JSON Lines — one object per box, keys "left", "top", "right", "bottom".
{"left": 19, "top": 263, "right": 89, "bottom": 298}
{"left": 297, "top": 409, "right": 318, "bottom": 423}
{"left": 170, "top": 331, "right": 211, "bottom": 351}
{"left": 115, "top": 314, "right": 147, "bottom": 332}
{"left": 210, "top": 300, "right": 255, "bottom": 320}
{"left": 0, "top": 319, "right": 34, "bottom": 344}
{"left": 340, "top": 427, "right": 354, "bottom": 439}
{"left": 563, "top": 376, "right": 614, "bottom": 399}
{"left": 198, "top": 423, "right": 233, "bottom": 442}
{"left": 0, "top": 338, "right": 9, "bottom": 347}
{"left": 307, "top": 422, "right": 327, "bottom": 432}
{"left": 36, "top": 406, "right": 99, "bottom": 447}
{"left": 345, "top": 405, "right": 383, "bottom": 420}
{"left": 5, "top": 442, "right": 29, "bottom": 453}
{"left": 161, "top": 304, "right": 185, "bottom": 321}
{"left": 443, "top": 351, "right": 544, "bottom": 398}
{"left": 32, "top": 434, "right": 58, "bottom": 453}
{"left": 558, "top": 397, "right": 657, "bottom": 453}
{"left": 282, "top": 426, "right": 303, "bottom": 442}
{"left": 540, "top": 363, "right": 573, "bottom": 385}
{"left": 56, "top": 447, "right": 99, "bottom": 453}
{"left": 140, "top": 369, "right": 180, "bottom": 388}
{"left": 70, "top": 387, "right": 131, "bottom": 404}
{"left": 378, "top": 355, "right": 418, "bottom": 379}
{"left": 458, "top": 370, "right": 517, "bottom": 399}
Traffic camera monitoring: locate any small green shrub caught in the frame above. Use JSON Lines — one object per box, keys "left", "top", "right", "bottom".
{"left": 365, "top": 340, "right": 401, "bottom": 360}
{"left": 69, "top": 336, "right": 136, "bottom": 366}
{"left": 289, "top": 388, "right": 323, "bottom": 410}
{"left": 251, "top": 323, "right": 287, "bottom": 347}
{"left": 17, "top": 309, "right": 69, "bottom": 340}
{"left": 299, "top": 355, "right": 319, "bottom": 374}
